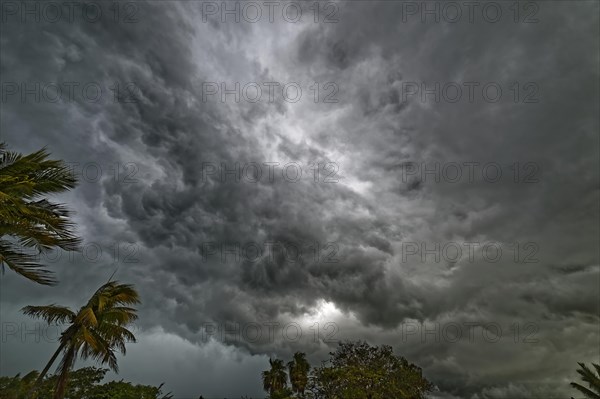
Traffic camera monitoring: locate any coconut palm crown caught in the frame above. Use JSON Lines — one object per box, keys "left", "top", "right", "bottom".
{"left": 22, "top": 281, "right": 140, "bottom": 399}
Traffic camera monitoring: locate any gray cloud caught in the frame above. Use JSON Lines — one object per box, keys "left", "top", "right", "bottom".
{"left": 1, "top": 1, "right": 598, "bottom": 397}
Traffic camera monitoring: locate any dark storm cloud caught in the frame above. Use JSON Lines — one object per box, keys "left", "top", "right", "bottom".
{"left": 1, "top": 1, "right": 598, "bottom": 397}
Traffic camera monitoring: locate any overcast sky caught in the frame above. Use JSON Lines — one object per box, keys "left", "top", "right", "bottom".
{"left": 1, "top": 1, "right": 599, "bottom": 398}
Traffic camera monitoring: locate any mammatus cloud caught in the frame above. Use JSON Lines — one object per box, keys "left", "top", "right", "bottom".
{"left": 1, "top": 1, "right": 598, "bottom": 397}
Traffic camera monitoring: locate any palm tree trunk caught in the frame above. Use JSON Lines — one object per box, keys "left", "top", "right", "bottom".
{"left": 27, "top": 340, "right": 66, "bottom": 398}
{"left": 53, "top": 345, "right": 77, "bottom": 399}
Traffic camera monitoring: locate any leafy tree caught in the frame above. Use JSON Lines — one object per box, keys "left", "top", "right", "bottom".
{"left": 22, "top": 281, "right": 140, "bottom": 399}
{"left": 288, "top": 352, "right": 310, "bottom": 398}
{"left": 86, "top": 380, "right": 172, "bottom": 399}
{"left": 0, "top": 142, "right": 80, "bottom": 285}
{"left": 33, "top": 367, "right": 106, "bottom": 399}
{"left": 308, "top": 341, "right": 433, "bottom": 399}
{"left": 262, "top": 358, "right": 290, "bottom": 398}
{"left": 571, "top": 362, "right": 600, "bottom": 399}
{"left": 0, "top": 371, "right": 39, "bottom": 399}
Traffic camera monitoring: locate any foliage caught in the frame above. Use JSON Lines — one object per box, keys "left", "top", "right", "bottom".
{"left": 262, "top": 358, "right": 290, "bottom": 398}
{"left": 571, "top": 362, "right": 600, "bottom": 399}
{"left": 263, "top": 341, "right": 432, "bottom": 399}
{"left": 307, "top": 341, "right": 433, "bottom": 399}
{"left": 23, "top": 281, "right": 140, "bottom": 399}
{"left": 0, "top": 367, "right": 172, "bottom": 399}
{"left": 0, "top": 142, "right": 80, "bottom": 285}
{"left": 288, "top": 352, "right": 310, "bottom": 398}
{"left": 0, "top": 370, "right": 41, "bottom": 399}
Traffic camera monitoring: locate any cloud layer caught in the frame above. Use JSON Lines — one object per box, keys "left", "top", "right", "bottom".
{"left": 1, "top": 1, "right": 598, "bottom": 397}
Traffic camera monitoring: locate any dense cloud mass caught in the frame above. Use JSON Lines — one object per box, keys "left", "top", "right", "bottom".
{"left": 1, "top": 1, "right": 599, "bottom": 397}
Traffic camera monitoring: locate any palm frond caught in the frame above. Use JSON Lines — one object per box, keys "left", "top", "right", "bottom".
{"left": 0, "top": 240, "right": 57, "bottom": 285}
{"left": 570, "top": 382, "right": 600, "bottom": 399}
{"left": 571, "top": 362, "right": 600, "bottom": 399}
{"left": 0, "top": 142, "right": 80, "bottom": 285}
{"left": 75, "top": 307, "right": 99, "bottom": 327}
{"left": 21, "top": 305, "right": 75, "bottom": 324}
{"left": 0, "top": 146, "right": 77, "bottom": 198}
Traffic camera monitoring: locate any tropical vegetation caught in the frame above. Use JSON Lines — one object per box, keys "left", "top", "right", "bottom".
{"left": 261, "top": 341, "right": 433, "bottom": 399}
{"left": 22, "top": 281, "right": 140, "bottom": 399}
{"left": 0, "top": 367, "right": 172, "bottom": 399}
{"left": 571, "top": 362, "right": 600, "bottom": 399}
{"left": 0, "top": 142, "right": 80, "bottom": 285}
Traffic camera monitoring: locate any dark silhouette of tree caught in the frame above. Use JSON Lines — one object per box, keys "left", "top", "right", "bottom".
{"left": 262, "top": 358, "right": 290, "bottom": 398}
{"left": 288, "top": 352, "right": 310, "bottom": 398}
{"left": 571, "top": 362, "right": 600, "bottom": 399}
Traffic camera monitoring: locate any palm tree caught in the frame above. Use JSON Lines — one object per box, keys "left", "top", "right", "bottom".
{"left": 571, "top": 362, "right": 600, "bottom": 399}
{"left": 22, "top": 281, "right": 140, "bottom": 399}
{"left": 0, "top": 142, "right": 80, "bottom": 285}
{"left": 262, "top": 358, "right": 288, "bottom": 397}
{"left": 287, "top": 352, "right": 310, "bottom": 398}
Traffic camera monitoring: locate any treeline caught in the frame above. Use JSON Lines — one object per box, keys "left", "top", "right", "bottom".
{"left": 260, "top": 341, "right": 432, "bottom": 399}
{"left": 0, "top": 367, "right": 172, "bottom": 399}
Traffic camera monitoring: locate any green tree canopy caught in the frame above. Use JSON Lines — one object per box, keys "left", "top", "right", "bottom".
{"left": 308, "top": 341, "right": 433, "bottom": 399}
